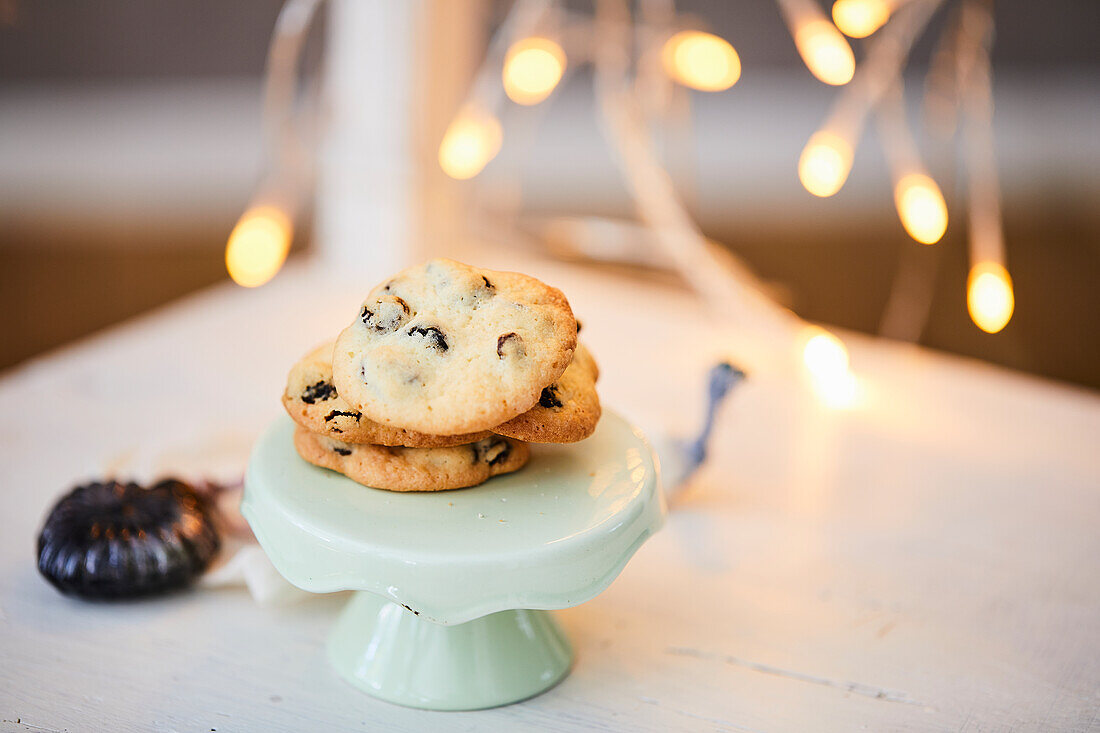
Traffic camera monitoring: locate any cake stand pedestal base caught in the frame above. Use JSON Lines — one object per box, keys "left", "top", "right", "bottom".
{"left": 326, "top": 592, "right": 573, "bottom": 710}
{"left": 243, "top": 410, "right": 662, "bottom": 710}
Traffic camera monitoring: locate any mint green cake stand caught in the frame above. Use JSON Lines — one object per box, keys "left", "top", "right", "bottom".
{"left": 241, "top": 410, "right": 664, "bottom": 711}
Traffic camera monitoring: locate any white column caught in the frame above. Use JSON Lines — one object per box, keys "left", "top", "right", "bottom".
{"left": 316, "top": 0, "right": 486, "bottom": 277}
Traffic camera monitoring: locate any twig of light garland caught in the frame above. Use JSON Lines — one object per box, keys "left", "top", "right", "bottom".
{"left": 635, "top": 0, "right": 700, "bottom": 210}
{"left": 438, "top": 0, "right": 557, "bottom": 180}
{"left": 225, "top": 0, "right": 323, "bottom": 288}
{"left": 261, "top": 0, "right": 323, "bottom": 169}
{"left": 956, "top": 0, "right": 1013, "bottom": 333}
{"left": 775, "top": 0, "right": 856, "bottom": 86}
{"left": 237, "top": 0, "right": 1010, "bottom": 345}
{"left": 876, "top": 82, "right": 949, "bottom": 246}
{"left": 593, "top": 0, "right": 802, "bottom": 352}
{"left": 798, "top": 0, "right": 943, "bottom": 198}
{"left": 475, "top": 0, "right": 555, "bottom": 110}
{"left": 921, "top": 2, "right": 965, "bottom": 139}
{"left": 876, "top": 82, "right": 947, "bottom": 340}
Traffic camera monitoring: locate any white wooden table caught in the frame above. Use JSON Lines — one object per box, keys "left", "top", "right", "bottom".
{"left": 2, "top": 255, "right": 1098, "bottom": 732}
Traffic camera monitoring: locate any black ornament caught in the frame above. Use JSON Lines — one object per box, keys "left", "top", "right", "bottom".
{"left": 37, "top": 479, "right": 221, "bottom": 600}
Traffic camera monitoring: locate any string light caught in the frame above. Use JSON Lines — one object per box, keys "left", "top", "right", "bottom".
{"left": 831, "top": 0, "right": 892, "bottom": 39}
{"left": 894, "top": 173, "right": 948, "bottom": 244}
{"left": 798, "top": 130, "right": 853, "bottom": 197}
{"left": 802, "top": 326, "right": 857, "bottom": 407}
{"left": 794, "top": 19, "right": 856, "bottom": 86}
{"left": 957, "top": 3, "right": 1012, "bottom": 337}
{"left": 875, "top": 82, "right": 947, "bottom": 245}
{"left": 438, "top": 106, "right": 503, "bottom": 180}
{"left": 661, "top": 30, "right": 742, "bottom": 92}
{"left": 443, "top": 0, "right": 998, "bottom": 360}
{"left": 225, "top": 205, "right": 293, "bottom": 288}
{"left": 503, "top": 37, "right": 567, "bottom": 105}
{"left": 967, "top": 261, "right": 1014, "bottom": 333}
{"left": 225, "top": 0, "right": 319, "bottom": 288}
{"left": 803, "top": 327, "right": 849, "bottom": 377}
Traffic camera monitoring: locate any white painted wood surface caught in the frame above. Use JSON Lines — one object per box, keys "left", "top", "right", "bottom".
{"left": 1, "top": 255, "right": 1098, "bottom": 732}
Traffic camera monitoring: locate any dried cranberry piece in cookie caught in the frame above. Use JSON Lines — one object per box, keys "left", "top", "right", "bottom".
{"left": 473, "top": 437, "right": 513, "bottom": 466}
{"left": 324, "top": 409, "right": 362, "bottom": 423}
{"left": 407, "top": 325, "right": 448, "bottom": 351}
{"left": 496, "top": 332, "right": 525, "bottom": 358}
{"left": 301, "top": 380, "right": 337, "bottom": 404}
{"left": 538, "top": 384, "right": 564, "bottom": 409}
{"left": 360, "top": 295, "right": 411, "bottom": 333}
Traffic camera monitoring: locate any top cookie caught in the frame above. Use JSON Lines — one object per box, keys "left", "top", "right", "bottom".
{"left": 332, "top": 259, "right": 577, "bottom": 435}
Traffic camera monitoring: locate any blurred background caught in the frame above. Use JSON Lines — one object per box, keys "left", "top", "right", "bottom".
{"left": 1, "top": 0, "right": 1097, "bottom": 388}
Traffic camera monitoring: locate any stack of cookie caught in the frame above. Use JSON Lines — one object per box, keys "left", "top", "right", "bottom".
{"left": 282, "top": 259, "right": 601, "bottom": 492}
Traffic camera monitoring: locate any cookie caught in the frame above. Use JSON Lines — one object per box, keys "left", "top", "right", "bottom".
{"left": 492, "top": 344, "right": 601, "bottom": 443}
{"left": 292, "top": 427, "right": 530, "bottom": 492}
{"left": 282, "top": 341, "right": 493, "bottom": 447}
{"left": 332, "top": 259, "right": 577, "bottom": 435}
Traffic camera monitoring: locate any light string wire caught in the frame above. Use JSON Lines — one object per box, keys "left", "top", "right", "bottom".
{"left": 799, "top": 0, "right": 944, "bottom": 198}
{"left": 956, "top": 0, "right": 1013, "bottom": 334}
{"left": 593, "top": 0, "right": 803, "bottom": 356}
{"left": 957, "top": 0, "right": 1002, "bottom": 266}
{"left": 224, "top": 0, "right": 323, "bottom": 287}
{"left": 238, "top": 0, "right": 1009, "bottom": 340}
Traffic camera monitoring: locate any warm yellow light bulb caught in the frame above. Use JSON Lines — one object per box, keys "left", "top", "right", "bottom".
{"left": 798, "top": 131, "right": 853, "bottom": 197}
{"left": 967, "top": 262, "right": 1014, "bottom": 334}
{"left": 894, "top": 173, "right": 948, "bottom": 244}
{"left": 803, "top": 327, "right": 850, "bottom": 378}
{"left": 802, "top": 326, "right": 857, "bottom": 407}
{"left": 503, "top": 37, "right": 566, "bottom": 106}
{"left": 831, "top": 0, "right": 891, "bottom": 38}
{"left": 661, "top": 30, "right": 742, "bottom": 92}
{"left": 225, "top": 205, "right": 292, "bottom": 288}
{"left": 438, "top": 107, "right": 503, "bottom": 180}
{"left": 794, "top": 19, "right": 856, "bottom": 85}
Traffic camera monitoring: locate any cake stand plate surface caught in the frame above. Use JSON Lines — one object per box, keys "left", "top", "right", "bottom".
{"left": 242, "top": 410, "right": 663, "bottom": 710}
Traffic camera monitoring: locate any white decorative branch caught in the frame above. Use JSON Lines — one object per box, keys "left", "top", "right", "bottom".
{"left": 593, "top": 0, "right": 801, "bottom": 351}
{"left": 815, "top": 0, "right": 944, "bottom": 154}
{"left": 956, "top": 0, "right": 1004, "bottom": 267}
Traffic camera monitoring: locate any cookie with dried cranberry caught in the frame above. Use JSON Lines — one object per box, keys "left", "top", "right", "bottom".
{"left": 492, "top": 344, "right": 601, "bottom": 443}
{"left": 283, "top": 341, "right": 493, "bottom": 447}
{"left": 292, "top": 427, "right": 529, "bottom": 492}
{"left": 332, "top": 259, "right": 577, "bottom": 435}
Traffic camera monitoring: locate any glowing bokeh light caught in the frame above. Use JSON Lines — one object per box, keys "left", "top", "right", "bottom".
{"left": 967, "top": 261, "right": 1014, "bottom": 334}
{"left": 225, "top": 205, "right": 292, "bottom": 288}
{"left": 816, "top": 370, "right": 858, "bottom": 408}
{"left": 803, "top": 327, "right": 850, "bottom": 378}
{"left": 503, "top": 37, "right": 566, "bottom": 106}
{"left": 894, "top": 173, "right": 948, "bottom": 244}
{"left": 802, "top": 326, "right": 857, "bottom": 408}
{"left": 794, "top": 19, "right": 856, "bottom": 86}
{"left": 438, "top": 107, "right": 503, "bottom": 180}
{"left": 798, "top": 131, "right": 853, "bottom": 197}
{"left": 661, "top": 30, "right": 742, "bottom": 92}
{"left": 831, "top": 0, "right": 891, "bottom": 38}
